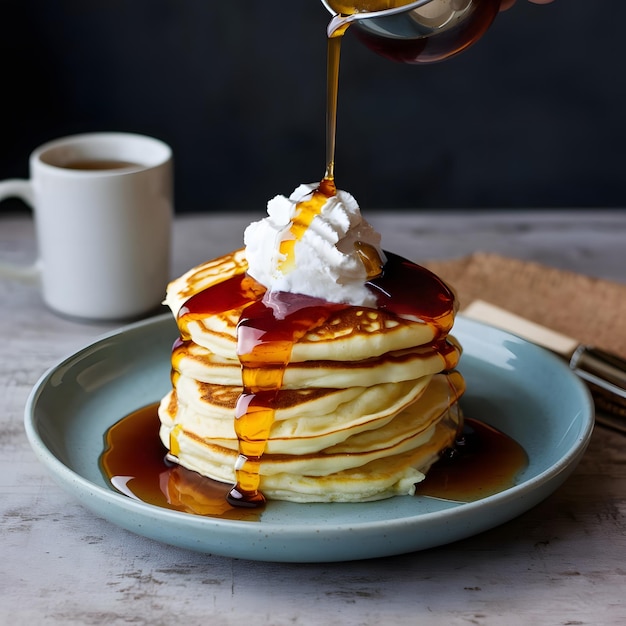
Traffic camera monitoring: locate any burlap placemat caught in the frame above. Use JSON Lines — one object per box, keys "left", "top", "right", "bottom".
{"left": 424, "top": 252, "right": 626, "bottom": 360}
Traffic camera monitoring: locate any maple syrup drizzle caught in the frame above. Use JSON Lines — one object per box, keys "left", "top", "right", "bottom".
{"left": 354, "top": 241, "right": 385, "bottom": 279}
{"left": 277, "top": 177, "right": 337, "bottom": 273}
{"left": 325, "top": 33, "right": 345, "bottom": 181}
{"left": 228, "top": 293, "right": 347, "bottom": 506}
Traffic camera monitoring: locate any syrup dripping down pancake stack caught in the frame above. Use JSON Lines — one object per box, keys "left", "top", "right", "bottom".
{"left": 158, "top": 182, "right": 465, "bottom": 504}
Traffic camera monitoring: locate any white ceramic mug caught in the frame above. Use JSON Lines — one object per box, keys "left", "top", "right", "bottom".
{"left": 0, "top": 132, "right": 173, "bottom": 321}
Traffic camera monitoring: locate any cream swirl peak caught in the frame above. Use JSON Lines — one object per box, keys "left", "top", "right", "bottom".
{"left": 243, "top": 182, "right": 385, "bottom": 308}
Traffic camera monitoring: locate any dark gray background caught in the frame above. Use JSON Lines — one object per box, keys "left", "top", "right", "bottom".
{"left": 1, "top": 1, "right": 625, "bottom": 213}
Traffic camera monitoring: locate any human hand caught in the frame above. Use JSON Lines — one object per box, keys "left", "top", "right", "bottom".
{"left": 500, "top": 0, "right": 554, "bottom": 10}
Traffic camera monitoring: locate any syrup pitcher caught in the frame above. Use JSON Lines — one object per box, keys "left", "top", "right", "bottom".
{"left": 321, "top": 0, "right": 502, "bottom": 64}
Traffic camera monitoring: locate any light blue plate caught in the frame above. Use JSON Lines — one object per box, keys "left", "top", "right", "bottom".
{"left": 24, "top": 314, "right": 594, "bottom": 562}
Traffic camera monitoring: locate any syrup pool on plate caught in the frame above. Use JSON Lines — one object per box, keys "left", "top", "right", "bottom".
{"left": 100, "top": 402, "right": 527, "bottom": 516}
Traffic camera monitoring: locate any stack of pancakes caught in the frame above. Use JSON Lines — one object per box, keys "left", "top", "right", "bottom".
{"left": 158, "top": 249, "right": 465, "bottom": 503}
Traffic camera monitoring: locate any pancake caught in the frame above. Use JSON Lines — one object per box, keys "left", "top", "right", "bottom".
{"left": 163, "top": 248, "right": 250, "bottom": 315}
{"left": 159, "top": 374, "right": 440, "bottom": 454}
{"left": 172, "top": 335, "right": 461, "bottom": 389}
{"left": 181, "top": 304, "right": 440, "bottom": 362}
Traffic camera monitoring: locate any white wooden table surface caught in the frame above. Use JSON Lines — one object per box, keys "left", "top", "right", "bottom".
{"left": 2, "top": 209, "right": 625, "bottom": 626}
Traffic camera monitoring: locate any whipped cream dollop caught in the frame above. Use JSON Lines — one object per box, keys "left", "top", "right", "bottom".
{"left": 244, "top": 183, "right": 385, "bottom": 308}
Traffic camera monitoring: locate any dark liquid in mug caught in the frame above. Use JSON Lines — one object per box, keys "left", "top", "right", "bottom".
{"left": 62, "top": 159, "right": 143, "bottom": 171}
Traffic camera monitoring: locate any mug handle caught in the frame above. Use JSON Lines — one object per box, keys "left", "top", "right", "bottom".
{"left": 0, "top": 179, "right": 41, "bottom": 282}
